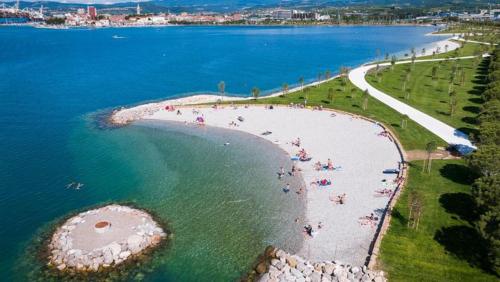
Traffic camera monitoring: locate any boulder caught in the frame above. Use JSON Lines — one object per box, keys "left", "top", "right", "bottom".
{"left": 287, "top": 256, "right": 298, "bottom": 268}
{"left": 119, "top": 251, "right": 131, "bottom": 259}
{"left": 108, "top": 242, "right": 122, "bottom": 259}
{"left": 322, "top": 264, "right": 335, "bottom": 275}
{"left": 321, "top": 276, "right": 332, "bottom": 282}
{"left": 302, "top": 265, "right": 314, "bottom": 276}
{"left": 127, "top": 235, "right": 144, "bottom": 254}
{"left": 103, "top": 249, "right": 113, "bottom": 264}
{"left": 276, "top": 249, "right": 287, "bottom": 259}
{"left": 56, "top": 263, "right": 66, "bottom": 271}
{"left": 309, "top": 271, "right": 322, "bottom": 282}
{"left": 290, "top": 267, "right": 304, "bottom": 279}
{"left": 256, "top": 261, "right": 268, "bottom": 274}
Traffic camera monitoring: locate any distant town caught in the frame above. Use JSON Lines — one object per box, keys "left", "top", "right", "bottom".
{"left": 1, "top": 0, "right": 500, "bottom": 28}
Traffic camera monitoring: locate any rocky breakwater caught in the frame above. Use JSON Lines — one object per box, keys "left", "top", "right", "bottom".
{"left": 48, "top": 204, "right": 167, "bottom": 272}
{"left": 253, "top": 248, "right": 386, "bottom": 282}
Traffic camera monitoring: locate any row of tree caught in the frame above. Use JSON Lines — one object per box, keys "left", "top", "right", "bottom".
{"left": 467, "top": 47, "right": 500, "bottom": 274}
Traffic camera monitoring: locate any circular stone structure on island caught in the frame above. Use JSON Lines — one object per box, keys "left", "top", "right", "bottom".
{"left": 48, "top": 204, "right": 166, "bottom": 272}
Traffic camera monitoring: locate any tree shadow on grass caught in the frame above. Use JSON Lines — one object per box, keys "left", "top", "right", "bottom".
{"left": 390, "top": 208, "right": 407, "bottom": 226}
{"left": 434, "top": 225, "right": 492, "bottom": 272}
{"left": 463, "top": 106, "right": 481, "bottom": 114}
{"left": 468, "top": 98, "right": 483, "bottom": 104}
{"left": 439, "top": 164, "right": 475, "bottom": 185}
{"left": 439, "top": 193, "right": 478, "bottom": 223}
{"left": 457, "top": 127, "right": 479, "bottom": 138}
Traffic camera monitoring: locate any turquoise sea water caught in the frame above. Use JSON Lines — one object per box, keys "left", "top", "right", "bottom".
{"left": 0, "top": 25, "right": 444, "bottom": 281}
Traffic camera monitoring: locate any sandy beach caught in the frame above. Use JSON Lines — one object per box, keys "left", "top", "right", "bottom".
{"left": 122, "top": 105, "right": 402, "bottom": 265}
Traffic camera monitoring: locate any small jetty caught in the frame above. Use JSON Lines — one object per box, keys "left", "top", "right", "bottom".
{"left": 48, "top": 204, "right": 166, "bottom": 272}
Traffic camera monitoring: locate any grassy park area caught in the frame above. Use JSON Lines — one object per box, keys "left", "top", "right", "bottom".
{"left": 230, "top": 59, "right": 495, "bottom": 280}
{"left": 366, "top": 54, "right": 488, "bottom": 137}
{"left": 378, "top": 160, "right": 496, "bottom": 282}
{"left": 235, "top": 78, "right": 445, "bottom": 150}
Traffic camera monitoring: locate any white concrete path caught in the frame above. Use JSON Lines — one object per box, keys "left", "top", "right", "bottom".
{"left": 349, "top": 56, "right": 479, "bottom": 148}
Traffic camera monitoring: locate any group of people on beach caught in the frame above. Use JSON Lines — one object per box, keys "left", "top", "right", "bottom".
{"left": 314, "top": 158, "right": 334, "bottom": 171}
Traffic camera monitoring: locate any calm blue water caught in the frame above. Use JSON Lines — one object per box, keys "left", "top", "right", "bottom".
{"left": 0, "top": 25, "right": 443, "bottom": 281}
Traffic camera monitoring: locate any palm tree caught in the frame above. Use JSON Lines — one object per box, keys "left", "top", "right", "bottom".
{"left": 401, "top": 114, "right": 409, "bottom": 129}
{"left": 421, "top": 47, "right": 426, "bottom": 56}
{"left": 444, "top": 44, "right": 449, "bottom": 53}
{"left": 252, "top": 87, "right": 260, "bottom": 100}
{"left": 218, "top": 81, "right": 225, "bottom": 99}
{"left": 282, "top": 83, "right": 289, "bottom": 96}
{"left": 423, "top": 141, "right": 437, "bottom": 173}
{"left": 299, "top": 77, "right": 304, "bottom": 92}
{"left": 385, "top": 53, "right": 389, "bottom": 60}
{"left": 362, "top": 89, "right": 369, "bottom": 110}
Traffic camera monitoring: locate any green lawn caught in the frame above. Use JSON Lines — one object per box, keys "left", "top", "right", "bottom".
{"left": 379, "top": 160, "right": 496, "bottom": 281}
{"left": 233, "top": 78, "right": 445, "bottom": 150}
{"left": 366, "top": 56, "right": 488, "bottom": 137}
{"left": 415, "top": 42, "right": 486, "bottom": 60}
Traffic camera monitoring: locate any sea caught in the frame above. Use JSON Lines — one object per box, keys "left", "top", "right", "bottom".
{"left": 0, "top": 25, "right": 445, "bottom": 281}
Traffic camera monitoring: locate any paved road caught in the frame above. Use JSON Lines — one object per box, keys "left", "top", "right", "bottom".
{"left": 349, "top": 56, "right": 478, "bottom": 148}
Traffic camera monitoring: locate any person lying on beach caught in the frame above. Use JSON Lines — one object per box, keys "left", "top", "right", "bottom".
{"left": 283, "top": 183, "right": 290, "bottom": 193}
{"left": 297, "top": 149, "right": 312, "bottom": 161}
{"left": 311, "top": 179, "right": 331, "bottom": 186}
{"left": 327, "top": 158, "right": 334, "bottom": 170}
{"left": 291, "top": 137, "right": 301, "bottom": 147}
{"left": 358, "top": 213, "right": 379, "bottom": 228}
{"left": 375, "top": 189, "right": 393, "bottom": 197}
{"left": 278, "top": 167, "right": 285, "bottom": 179}
{"left": 303, "top": 224, "right": 313, "bottom": 237}
{"left": 314, "top": 161, "right": 322, "bottom": 171}
{"left": 330, "top": 193, "right": 347, "bottom": 204}
{"left": 229, "top": 121, "right": 239, "bottom": 127}
{"left": 296, "top": 187, "right": 304, "bottom": 195}
{"left": 290, "top": 164, "right": 298, "bottom": 176}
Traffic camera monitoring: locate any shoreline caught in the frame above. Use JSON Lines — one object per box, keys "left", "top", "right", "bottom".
{"left": 4, "top": 22, "right": 441, "bottom": 30}
{"left": 135, "top": 104, "right": 403, "bottom": 265}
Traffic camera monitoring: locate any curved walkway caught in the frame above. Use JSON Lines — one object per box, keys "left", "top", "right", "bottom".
{"left": 349, "top": 56, "right": 478, "bottom": 148}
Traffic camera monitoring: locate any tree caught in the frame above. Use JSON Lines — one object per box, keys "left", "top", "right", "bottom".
{"left": 421, "top": 47, "right": 426, "bottom": 56}
{"left": 423, "top": 141, "right": 437, "bottom": 173}
{"left": 325, "top": 70, "right": 331, "bottom": 80}
{"left": 431, "top": 65, "right": 438, "bottom": 81}
{"left": 391, "top": 56, "right": 397, "bottom": 71}
{"left": 385, "top": 53, "right": 389, "bottom": 60}
{"left": 327, "top": 88, "right": 334, "bottom": 103}
{"left": 401, "top": 114, "right": 409, "bottom": 129}
{"left": 299, "top": 77, "right": 304, "bottom": 92}
{"left": 362, "top": 89, "right": 369, "bottom": 110}
{"left": 282, "top": 83, "right": 289, "bottom": 96}
{"left": 445, "top": 44, "right": 449, "bottom": 53}
{"left": 218, "top": 81, "right": 225, "bottom": 99}
{"left": 252, "top": 87, "right": 260, "bottom": 100}
{"left": 471, "top": 174, "right": 500, "bottom": 274}
{"left": 449, "top": 90, "right": 457, "bottom": 116}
